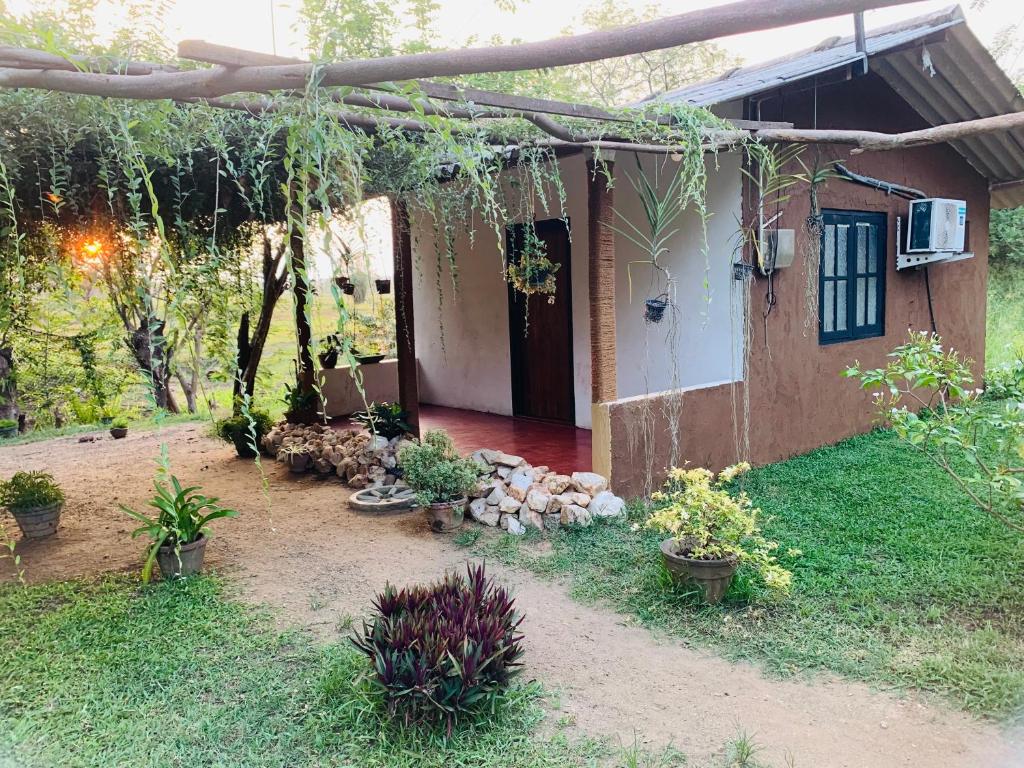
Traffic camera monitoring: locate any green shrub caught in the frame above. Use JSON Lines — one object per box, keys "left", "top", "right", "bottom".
{"left": 111, "top": 416, "right": 129, "bottom": 429}
{"left": 119, "top": 475, "right": 237, "bottom": 583}
{"left": 352, "top": 401, "right": 410, "bottom": 439}
{"left": 0, "top": 471, "right": 65, "bottom": 510}
{"left": 216, "top": 408, "right": 273, "bottom": 458}
{"left": 0, "top": 418, "right": 16, "bottom": 430}
{"left": 351, "top": 564, "right": 524, "bottom": 733}
{"left": 397, "top": 429, "right": 479, "bottom": 506}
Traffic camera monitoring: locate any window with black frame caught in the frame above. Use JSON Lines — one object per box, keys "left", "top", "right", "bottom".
{"left": 819, "top": 210, "right": 886, "bottom": 344}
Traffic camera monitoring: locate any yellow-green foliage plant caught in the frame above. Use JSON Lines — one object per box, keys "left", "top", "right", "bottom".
{"left": 646, "top": 464, "right": 795, "bottom": 594}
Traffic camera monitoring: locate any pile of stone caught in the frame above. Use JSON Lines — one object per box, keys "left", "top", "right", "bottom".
{"left": 467, "top": 448, "right": 625, "bottom": 535}
{"left": 262, "top": 422, "right": 413, "bottom": 489}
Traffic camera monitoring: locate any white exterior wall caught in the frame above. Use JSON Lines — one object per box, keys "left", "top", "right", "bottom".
{"left": 611, "top": 151, "right": 745, "bottom": 398}
{"left": 410, "top": 153, "right": 592, "bottom": 426}
{"left": 410, "top": 150, "right": 744, "bottom": 428}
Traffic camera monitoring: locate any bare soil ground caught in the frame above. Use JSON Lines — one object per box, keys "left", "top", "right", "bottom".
{"left": 2, "top": 423, "right": 1021, "bottom": 767}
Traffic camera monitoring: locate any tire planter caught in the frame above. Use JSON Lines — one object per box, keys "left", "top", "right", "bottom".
{"left": 349, "top": 484, "right": 417, "bottom": 514}
{"left": 10, "top": 502, "right": 62, "bottom": 539}
{"left": 660, "top": 538, "right": 738, "bottom": 604}
{"left": 109, "top": 427, "right": 128, "bottom": 439}
{"left": 157, "top": 535, "right": 207, "bottom": 579}
{"left": 424, "top": 497, "right": 467, "bottom": 533}
{"left": 0, "top": 425, "right": 16, "bottom": 439}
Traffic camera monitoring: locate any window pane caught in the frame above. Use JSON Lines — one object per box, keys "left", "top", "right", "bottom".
{"left": 856, "top": 277, "right": 866, "bottom": 326}
{"left": 867, "top": 276, "right": 878, "bottom": 324}
{"left": 836, "top": 225, "right": 848, "bottom": 276}
{"left": 868, "top": 228, "right": 878, "bottom": 273}
{"left": 824, "top": 281, "right": 835, "bottom": 333}
{"left": 836, "top": 280, "right": 847, "bottom": 331}
{"left": 856, "top": 224, "right": 868, "bottom": 273}
{"left": 823, "top": 224, "right": 835, "bottom": 277}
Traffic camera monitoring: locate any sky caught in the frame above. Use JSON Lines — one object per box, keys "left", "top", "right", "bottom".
{"left": 8, "top": 0, "right": 1022, "bottom": 73}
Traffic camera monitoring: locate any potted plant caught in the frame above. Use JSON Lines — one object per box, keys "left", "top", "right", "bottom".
{"left": 119, "top": 475, "right": 237, "bottom": 582}
{"left": 109, "top": 416, "right": 129, "bottom": 439}
{"left": 341, "top": 282, "right": 356, "bottom": 296}
{"left": 353, "top": 346, "right": 386, "bottom": 365}
{"left": 282, "top": 380, "right": 317, "bottom": 424}
{"left": 334, "top": 275, "right": 351, "bottom": 291}
{"left": 0, "top": 471, "right": 65, "bottom": 539}
{"left": 318, "top": 334, "right": 342, "bottom": 369}
{"left": 398, "top": 429, "right": 479, "bottom": 532}
{"left": 644, "top": 293, "right": 669, "bottom": 324}
{"left": 352, "top": 401, "right": 411, "bottom": 439}
{"left": 507, "top": 254, "right": 559, "bottom": 302}
{"left": 646, "top": 464, "right": 793, "bottom": 604}
{"left": 278, "top": 443, "right": 312, "bottom": 473}
{"left": 216, "top": 407, "right": 273, "bottom": 458}
{"left": 0, "top": 418, "right": 17, "bottom": 439}
{"left": 374, "top": 277, "right": 391, "bottom": 294}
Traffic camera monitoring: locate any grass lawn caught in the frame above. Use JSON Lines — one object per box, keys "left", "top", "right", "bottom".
{"left": 987, "top": 263, "right": 1024, "bottom": 369}
{"left": 479, "top": 426, "right": 1024, "bottom": 719}
{"left": 0, "top": 575, "right": 624, "bottom": 768}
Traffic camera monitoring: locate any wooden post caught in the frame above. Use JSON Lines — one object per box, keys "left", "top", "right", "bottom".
{"left": 588, "top": 155, "right": 616, "bottom": 483}
{"left": 391, "top": 197, "right": 420, "bottom": 437}
{"left": 290, "top": 222, "right": 318, "bottom": 422}
{"left": 588, "top": 156, "right": 617, "bottom": 403}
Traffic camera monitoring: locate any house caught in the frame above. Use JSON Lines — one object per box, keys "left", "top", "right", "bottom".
{"left": 344, "top": 6, "right": 1024, "bottom": 498}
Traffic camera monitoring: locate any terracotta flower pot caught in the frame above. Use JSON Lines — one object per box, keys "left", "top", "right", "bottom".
{"left": 424, "top": 497, "right": 467, "bottom": 533}
{"left": 157, "top": 535, "right": 207, "bottom": 579}
{"left": 660, "top": 538, "right": 738, "bottom": 604}
{"left": 10, "top": 502, "right": 62, "bottom": 539}
{"left": 110, "top": 427, "right": 128, "bottom": 439}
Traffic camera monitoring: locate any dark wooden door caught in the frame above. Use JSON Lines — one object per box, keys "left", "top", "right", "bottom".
{"left": 507, "top": 218, "right": 575, "bottom": 424}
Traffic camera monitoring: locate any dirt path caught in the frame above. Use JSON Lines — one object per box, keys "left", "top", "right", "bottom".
{"left": 2, "top": 424, "right": 1020, "bottom": 767}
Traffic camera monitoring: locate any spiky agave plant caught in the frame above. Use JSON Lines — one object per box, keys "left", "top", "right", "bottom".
{"left": 351, "top": 563, "right": 525, "bottom": 733}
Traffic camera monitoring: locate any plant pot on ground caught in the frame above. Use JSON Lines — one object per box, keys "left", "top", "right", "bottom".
{"left": 0, "top": 418, "right": 17, "bottom": 439}
{"left": 645, "top": 464, "right": 795, "bottom": 604}
{"left": 216, "top": 407, "right": 273, "bottom": 459}
{"left": 397, "top": 429, "right": 480, "bottom": 533}
{"left": 279, "top": 444, "right": 312, "bottom": 473}
{"left": 119, "top": 474, "right": 237, "bottom": 583}
{"left": 374, "top": 278, "right": 391, "bottom": 294}
{"left": 109, "top": 417, "right": 129, "bottom": 439}
{"left": 352, "top": 401, "right": 411, "bottom": 439}
{"left": 0, "top": 471, "right": 65, "bottom": 539}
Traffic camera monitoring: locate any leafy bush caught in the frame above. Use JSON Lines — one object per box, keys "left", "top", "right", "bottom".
{"left": 0, "top": 471, "right": 64, "bottom": 510}
{"left": 846, "top": 331, "right": 1024, "bottom": 533}
{"left": 352, "top": 401, "right": 411, "bottom": 439}
{"left": 119, "top": 475, "right": 237, "bottom": 582}
{"left": 985, "top": 346, "right": 1024, "bottom": 401}
{"left": 110, "top": 416, "right": 129, "bottom": 429}
{"left": 216, "top": 408, "right": 273, "bottom": 457}
{"left": 0, "top": 418, "right": 16, "bottom": 430}
{"left": 646, "top": 464, "right": 794, "bottom": 594}
{"left": 397, "top": 429, "right": 479, "bottom": 506}
{"left": 351, "top": 564, "right": 524, "bottom": 732}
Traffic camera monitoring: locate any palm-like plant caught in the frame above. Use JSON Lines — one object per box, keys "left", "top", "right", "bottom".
{"left": 120, "top": 475, "right": 237, "bottom": 583}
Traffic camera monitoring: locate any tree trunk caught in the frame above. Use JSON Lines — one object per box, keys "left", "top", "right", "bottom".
{"left": 289, "top": 224, "right": 318, "bottom": 423}
{"left": 127, "top": 320, "right": 179, "bottom": 414}
{"left": 232, "top": 235, "right": 288, "bottom": 415}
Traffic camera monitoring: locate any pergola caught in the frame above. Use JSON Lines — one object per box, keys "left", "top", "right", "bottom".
{"left": 1, "top": 0, "right": 1021, "bottom": 435}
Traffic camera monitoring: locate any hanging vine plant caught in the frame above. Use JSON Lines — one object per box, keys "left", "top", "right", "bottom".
{"left": 506, "top": 227, "right": 560, "bottom": 303}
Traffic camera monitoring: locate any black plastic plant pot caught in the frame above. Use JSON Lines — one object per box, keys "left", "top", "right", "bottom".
{"left": 334, "top": 276, "right": 351, "bottom": 290}
{"left": 318, "top": 349, "right": 339, "bottom": 369}
{"left": 342, "top": 283, "right": 356, "bottom": 296}
{"left": 527, "top": 269, "right": 551, "bottom": 288}
{"left": 644, "top": 295, "right": 669, "bottom": 324}
{"left": 374, "top": 278, "right": 391, "bottom": 294}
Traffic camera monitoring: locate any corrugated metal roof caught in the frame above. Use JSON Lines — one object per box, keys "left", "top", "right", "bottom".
{"left": 648, "top": 5, "right": 1024, "bottom": 208}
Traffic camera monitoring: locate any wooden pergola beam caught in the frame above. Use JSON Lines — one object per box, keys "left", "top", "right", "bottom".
{"left": 0, "top": 0, "right": 911, "bottom": 99}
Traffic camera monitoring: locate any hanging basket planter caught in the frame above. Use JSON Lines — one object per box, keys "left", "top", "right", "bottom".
{"left": 374, "top": 278, "right": 391, "bottom": 294}
{"left": 341, "top": 282, "right": 356, "bottom": 296}
{"left": 334, "top": 275, "right": 351, "bottom": 290}
{"left": 644, "top": 294, "right": 669, "bottom": 324}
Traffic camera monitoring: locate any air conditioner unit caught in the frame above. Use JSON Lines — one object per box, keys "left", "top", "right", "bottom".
{"left": 907, "top": 198, "right": 966, "bottom": 253}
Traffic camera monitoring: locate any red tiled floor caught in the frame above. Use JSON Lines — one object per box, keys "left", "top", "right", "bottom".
{"left": 419, "top": 405, "right": 591, "bottom": 473}
{"left": 333, "top": 404, "right": 591, "bottom": 473}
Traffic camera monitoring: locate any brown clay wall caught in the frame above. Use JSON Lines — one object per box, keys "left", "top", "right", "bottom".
{"left": 608, "top": 72, "right": 990, "bottom": 498}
